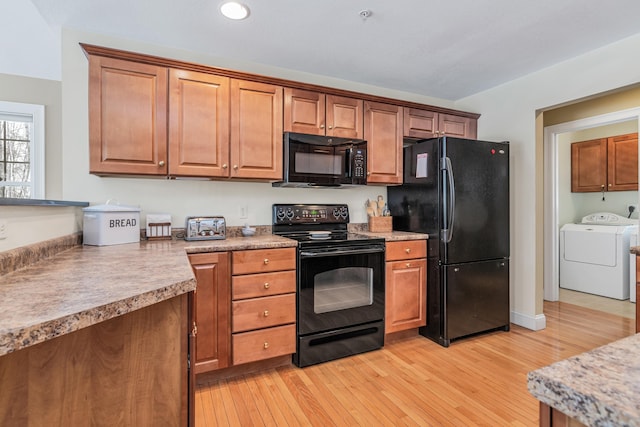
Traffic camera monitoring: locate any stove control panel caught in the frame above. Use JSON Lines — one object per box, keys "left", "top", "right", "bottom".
{"left": 273, "top": 204, "right": 350, "bottom": 224}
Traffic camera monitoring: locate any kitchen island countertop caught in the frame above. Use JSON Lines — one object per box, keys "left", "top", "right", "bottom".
{"left": 527, "top": 333, "right": 640, "bottom": 426}
{"left": 0, "top": 235, "right": 296, "bottom": 357}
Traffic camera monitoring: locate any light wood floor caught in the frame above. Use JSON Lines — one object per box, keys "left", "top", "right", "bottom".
{"left": 195, "top": 302, "right": 635, "bottom": 426}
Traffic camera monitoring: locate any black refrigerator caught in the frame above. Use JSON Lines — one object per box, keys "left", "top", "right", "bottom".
{"left": 388, "top": 136, "right": 510, "bottom": 347}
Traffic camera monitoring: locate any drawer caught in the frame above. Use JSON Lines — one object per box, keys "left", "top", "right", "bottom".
{"left": 232, "top": 247, "right": 296, "bottom": 275}
{"left": 232, "top": 293, "right": 296, "bottom": 333}
{"left": 232, "top": 270, "right": 296, "bottom": 300}
{"left": 232, "top": 324, "right": 296, "bottom": 365}
{"left": 386, "top": 240, "right": 427, "bottom": 261}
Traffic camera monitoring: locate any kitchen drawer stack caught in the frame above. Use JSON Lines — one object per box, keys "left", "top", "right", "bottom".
{"left": 231, "top": 247, "right": 296, "bottom": 365}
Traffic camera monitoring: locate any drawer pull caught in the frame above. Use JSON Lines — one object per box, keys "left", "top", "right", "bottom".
{"left": 264, "top": 258, "right": 269, "bottom": 265}
{"left": 406, "top": 263, "right": 411, "bottom": 268}
{"left": 264, "top": 342, "right": 269, "bottom": 349}
{"left": 263, "top": 310, "right": 269, "bottom": 317}
{"left": 264, "top": 282, "right": 270, "bottom": 289}
{"left": 405, "top": 248, "right": 411, "bottom": 254}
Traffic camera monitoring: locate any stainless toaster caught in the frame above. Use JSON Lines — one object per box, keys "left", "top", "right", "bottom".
{"left": 184, "top": 216, "right": 226, "bottom": 241}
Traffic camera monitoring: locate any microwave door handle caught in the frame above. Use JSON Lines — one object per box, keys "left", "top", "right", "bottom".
{"left": 345, "top": 147, "right": 353, "bottom": 178}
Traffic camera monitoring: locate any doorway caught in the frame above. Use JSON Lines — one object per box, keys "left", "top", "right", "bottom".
{"left": 543, "top": 107, "right": 640, "bottom": 303}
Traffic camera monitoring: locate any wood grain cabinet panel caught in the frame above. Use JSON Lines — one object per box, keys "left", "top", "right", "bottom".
{"left": 88, "top": 55, "right": 168, "bottom": 175}
{"left": 232, "top": 294, "right": 296, "bottom": 333}
{"left": 188, "top": 252, "right": 231, "bottom": 373}
{"left": 571, "top": 133, "right": 638, "bottom": 193}
{"left": 365, "top": 101, "right": 403, "bottom": 184}
{"left": 230, "top": 79, "right": 284, "bottom": 180}
{"left": 403, "top": 108, "right": 477, "bottom": 140}
{"left": 230, "top": 247, "right": 296, "bottom": 365}
{"left": 385, "top": 240, "right": 427, "bottom": 335}
{"left": 284, "top": 88, "right": 363, "bottom": 138}
{"left": 232, "top": 324, "right": 296, "bottom": 365}
{"left": 607, "top": 133, "right": 638, "bottom": 191}
{"left": 169, "top": 69, "right": 230, "bottom": 177}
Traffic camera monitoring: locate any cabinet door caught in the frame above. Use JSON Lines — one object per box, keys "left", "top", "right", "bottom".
{"left": 364, "top": 101, "right": 403, "bottom": 184}
{"left": 385, "top": 258, "right": 427, "bottom": 334}
{"left": 326, "top": 95, "right": 363, "bottom": 138}
{"left": 403, "top": 108, "right": 438, "bottom": 139}
{"left": 168, "top": 69, "right": 230, "bottom": 178}
{"left": 438, "top": 113, "right": 477, "bottom": 139}
{"left": 284, "top": 88, "right": 326, "bottom": 135}
{"left": 230, "top": 80, "right": 283, "bottom": 180}
{"left": 89, "top": 56, "right": 168, "bottom": 175}
{"left": 571, "top": 138, "right": 607, "bottom": 192}
{"left": 188, "top": 252, "right": 230, "bottom": 373}
{"left": 607, "top": 133, "right": 638, "bottom": 191}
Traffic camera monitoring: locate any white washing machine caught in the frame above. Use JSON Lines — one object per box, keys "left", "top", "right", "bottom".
{"left": 560, "top": 212, "right": 637, "bottom": 300}
{"left": 630, "top": 227, "right": 637, "bottom": 303}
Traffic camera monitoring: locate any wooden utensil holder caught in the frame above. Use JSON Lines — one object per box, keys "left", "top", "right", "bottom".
{"left": 368, "top": 216, "right": 392, "bottom": 232}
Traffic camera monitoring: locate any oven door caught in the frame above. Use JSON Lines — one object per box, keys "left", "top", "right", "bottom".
{"left": 297, "top": 242, "right": 385, "bottom": 335}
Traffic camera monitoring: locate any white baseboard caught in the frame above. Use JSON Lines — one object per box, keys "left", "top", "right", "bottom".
{"left": 510, "top": 310, "right": 546, "bottom": 331}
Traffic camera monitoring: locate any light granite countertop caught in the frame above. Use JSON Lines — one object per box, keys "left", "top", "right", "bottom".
{"left": 527, "top": 333, "right": 640, "bottom": 426}
{"left": 0, "top": 235, "right": 296, "bottom": 357}
{"left": 354, "top": 230, "right": 429, "bottom": 241}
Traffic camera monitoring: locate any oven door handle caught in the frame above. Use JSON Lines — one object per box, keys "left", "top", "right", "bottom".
{"left": 299, "top": 247, "right": 385, "bottom": 258}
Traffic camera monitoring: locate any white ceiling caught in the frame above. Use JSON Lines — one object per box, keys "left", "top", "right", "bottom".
{"left": 28, "top": 0, "right": 640, "bottom": 101}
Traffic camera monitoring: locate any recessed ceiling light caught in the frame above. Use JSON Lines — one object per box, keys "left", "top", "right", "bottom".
{"left": 220, "top": 2, "right": 250, "bottom": 20}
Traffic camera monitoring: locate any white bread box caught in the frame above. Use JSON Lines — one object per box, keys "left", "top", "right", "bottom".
{"left": 83, "top": 203, "right": 141, "bottom": 246}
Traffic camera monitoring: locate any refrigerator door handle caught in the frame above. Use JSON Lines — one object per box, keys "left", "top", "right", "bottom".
{"left": 443, "top": 157, "right": 455, "bottom": 243}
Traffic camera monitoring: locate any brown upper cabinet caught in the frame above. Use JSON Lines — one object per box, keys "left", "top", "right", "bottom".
{"left": 89, "top": 58, "right": 282, "bottom": 180}
{"left": 169, "top": 69, "right": 230, "bottom": 178}
{"left": 365, "top": 101, "right": 403, "bottom": 185}
{"left": 571, "top": 133, "right": 638, "bottom": 192}
{"left": 284, "top": 88, "right": 363, "bottom": 138}
{"left": 83, "top": 44, "right": 479, "bottom": 183}
{"left": 404, "top": 108, "right": 477, "bottom": 140}
{"left": 89, "top": 55, "right": 169, "bottom": 175}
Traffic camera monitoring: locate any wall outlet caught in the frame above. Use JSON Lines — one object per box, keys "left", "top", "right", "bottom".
{"left": 239, "top": 205, "right": 249, "bottom": 219}
{"left": 0, "top": 219, "right": 6, "bottom": 240}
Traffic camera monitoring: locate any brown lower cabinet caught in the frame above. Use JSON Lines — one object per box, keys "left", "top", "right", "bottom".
{"left": 0, "top": 294, "right": 191, "bottom": 426}
{"left": 385, "top": 240, "right": 427, "bottom": 334}
{"left": 189, "top": 248, "right": 296, "bottom": 374}
{"left": 188, "top": 252, "right": 231, "bottom": 373}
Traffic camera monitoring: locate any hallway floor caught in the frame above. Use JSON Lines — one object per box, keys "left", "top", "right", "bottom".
{"left": 559, "top": 288, "right": 635, "bottom": 319}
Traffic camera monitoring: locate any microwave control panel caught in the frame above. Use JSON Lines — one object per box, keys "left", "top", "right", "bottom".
{"left": 353, "top": 148, "right": 365, "bottom": 178}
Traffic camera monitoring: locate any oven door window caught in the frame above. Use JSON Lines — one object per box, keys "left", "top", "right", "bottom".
{"left": 314, "top": 267, "right": 373, "bottom": 313}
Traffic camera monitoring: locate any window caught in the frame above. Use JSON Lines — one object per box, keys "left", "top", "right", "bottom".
{"left": 0, "top": 101, "right": 44, "bottom": 199}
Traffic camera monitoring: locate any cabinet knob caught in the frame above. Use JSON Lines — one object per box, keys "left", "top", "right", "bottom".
{"left": 405, "top": 248, "right": 411, "bottom": 254}
{"left": 264, "top": 258, "right": 269, "bottom": 265}
{"left": 608, "top": 183, "right": 612, "bottom": 187}
{"left": 263, "top": 342, "right": 269, "bottom": 349}
{"left": 320, "top": 124, "right": 325, "bottom": 129}
{"left": 263, "top": 310, "right": 269, "bottom": 317}
{"left": 222, "top": 163, "right": 228, "bottom": 169}
{"left": 158, "top": 160, "right": 165, "bottom": 167}
{"left": 406, "top": 263, "right": 411, "bottom": 268}
{"left": 233, "top": 165, "right": 238, "bottom": 170}
{"left": 264, "top": 282, "right": 270, "bottom": 289}
{"left": 192, "top": 321, "right": 197, "bottom": 336}
{"left": 328, "top": 125, "right": 333, "bottom": 129}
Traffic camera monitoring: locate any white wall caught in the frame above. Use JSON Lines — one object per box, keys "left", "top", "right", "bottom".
{"left": 455, "top": 33, "right": 640, "bottom": 330}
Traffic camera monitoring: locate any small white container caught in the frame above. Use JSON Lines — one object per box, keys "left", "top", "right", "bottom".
{"left": 83, "top": 203, "right": 141, "bottom": 246}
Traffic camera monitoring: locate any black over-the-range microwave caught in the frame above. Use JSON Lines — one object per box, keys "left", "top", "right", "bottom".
{"left": 272, "top": 132, "right": 368, "bottom": 188}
